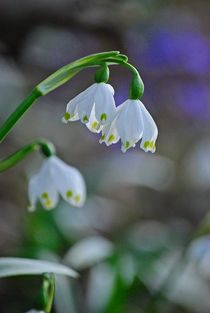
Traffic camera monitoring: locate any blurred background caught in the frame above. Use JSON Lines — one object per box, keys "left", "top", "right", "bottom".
{"left": 1, "top": 0, "right": 210, "bottom": 312}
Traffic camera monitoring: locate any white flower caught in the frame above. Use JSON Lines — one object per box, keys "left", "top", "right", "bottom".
{"left": 100, "top": 99, "right": 158, "bottom": 153}
{"left": 28, "top": 156, "right": 86, "bottom": 211}
{"left": 62, "top": 83, "right": 116, "bottom": 133}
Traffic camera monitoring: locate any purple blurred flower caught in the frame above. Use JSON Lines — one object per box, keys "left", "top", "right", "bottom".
{"left": 174, "top": 83, "right": 210, "bottom": 120}
{"left": 127, "top": 28, "right": 210, "bottom": 75}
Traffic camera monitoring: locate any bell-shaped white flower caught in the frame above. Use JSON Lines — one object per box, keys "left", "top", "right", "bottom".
{"left": 28, "top": 156, "right": 86, "bottom": 211}
{"left": 100, "top": 99, "right": 158, "bottom": 153}
{"left": 62, "top": 83, "right": 116, "bottom": 133}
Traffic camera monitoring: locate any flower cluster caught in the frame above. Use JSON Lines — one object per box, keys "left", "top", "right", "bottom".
{"left": 63, "top": 83, "right": 158, "bottom": 153}
{"left": 25, "top": 53, "right": 158, "bottom": 211}
{"left": 28, "top": 156, "right": 86, "bottom": 211}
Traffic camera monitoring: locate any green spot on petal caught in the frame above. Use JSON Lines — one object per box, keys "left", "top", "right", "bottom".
{"left": 91, "top": 121, "right": 99, "bottom": 129}
{"left": 149, "top": 141, "right": 154, "bottom": 148}
{"left": 143, "top": 141, "right": 150, "bottom": 148}
{"left": 125, "top": 141, "right": 130, "bottom": 149}
{"left": 74, "top": 194, "right": 81, "bottom": 204}
{"left": 66, "top": 189, "right": 73, "bottom": 198}
{"left": 83, "top": 115, "right": 89, "bottom": 122}
{"left": 100, "top": 113, "right": 107, "bottom": 122}
{"left": 144, "top": 141, "right": 155, "bottom": 150}
{"left": 108, "top": 134, "right": 115, "bottom": 142}
{"left": 41, "top": 192, "right": 49, "bottom": 199}
{"left": 44, "top": 199, "right": 53, "bottom": 209}
{"left": 100, "top": 134, "right": 105, "bottom": 141}
{"left": 64, "top": 112, "right": 70, "bottom": 121}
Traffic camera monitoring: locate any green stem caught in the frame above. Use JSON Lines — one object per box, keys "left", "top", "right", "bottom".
{"left": 104, "top": 59, "right": 144, "bottom": 99}
{"left": 42, "top": 273, "right": 55, "bottom": 313}
{"left": 0, "top": 139, "right": 55, "bottom": 172}
{"left": 0, "top": 88, "right": 42, "bottom": 143}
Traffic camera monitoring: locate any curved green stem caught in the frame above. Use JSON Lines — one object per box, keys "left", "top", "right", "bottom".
{"left": 103, "top": 58, "right": 144, "bottom": 99}
{"left": 0, "top": 139, "right": 55, "bottom": 172}
{"left": 0, "top": 89, "right": 42, "bottom": 143}
{"left": 36, "top": 51, "right": 123, "bottom": 95}
{"left": 122, "top": 62, "right": 144, "bottom": 99}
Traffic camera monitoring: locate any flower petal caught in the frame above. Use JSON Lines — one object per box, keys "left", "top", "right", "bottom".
{"left": 94, "top": 83, "right": 116, "bottom": 125}
{"left": 28, "top": 160, "right": 59, "bottom": 210}
{"left": 99, "top": 116, "right": 120, "bottom": 146}
{"left": 49, "top": 156, "right": 86, "bottom": 207}
{"left": 63, "top": 84, "right": 97, "bottom": 123}
{"left": 115, "top": 100, "right": 143, "bottom": 151}
{"left": 139, "top": 101, "right": 158, "bottom": 153}
{"left": 28, "top": 175, "right": 39, "bottom": 212}
{"left": 74, "top": 84, "right": 98, "bottom": 123}
{"left": 85, "top": 105, "right": 103, "bottom": 133}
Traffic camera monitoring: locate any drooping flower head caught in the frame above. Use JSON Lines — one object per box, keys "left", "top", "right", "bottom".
{"left": 100, "top": 99, "right": 158, "bottom": 153}
{"left": 62, "top": 82, "right": 116, "bottom": 133}
{"left": 28, "top": 156, "right": 86, "bottom": 211}
{"left": 62, "top": 58, "right": 158, "bottom": 153}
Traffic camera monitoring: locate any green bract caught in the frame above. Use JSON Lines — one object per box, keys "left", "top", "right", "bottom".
{"left": 95, "top": 63, "right": 110, "bottom": 83}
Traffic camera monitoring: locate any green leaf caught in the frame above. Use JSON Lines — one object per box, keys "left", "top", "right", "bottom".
{"left": 72, "top": 51, "right": 120, "bottom": 66}
{"left": 37, "top": 51, "right": 121, "bottom": 95}
{"left": 0, "top": 258, "right": 78, "bottom": 279}
{"left": 37, "top": 68, "right": 81, "bottom": 95}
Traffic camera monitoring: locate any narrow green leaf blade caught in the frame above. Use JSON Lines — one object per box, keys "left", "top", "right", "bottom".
{"left": 36, "top": 51, "right": 121, "bottom": 95}
{"left": 37, "top": 68, "right": 81, "bottom": 95}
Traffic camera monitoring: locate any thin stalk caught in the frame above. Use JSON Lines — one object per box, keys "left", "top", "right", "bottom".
{"left": 102, "top": 58, "right": 144, "bottom": 98}
{"left": 0, "top": 89, "right": 42, "bottom": 143}
{"left": 0, "top": 139, "right": 55, "bottom": 172}
{"left": 43, "top": 273, "right": 55, "bottom": 313}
